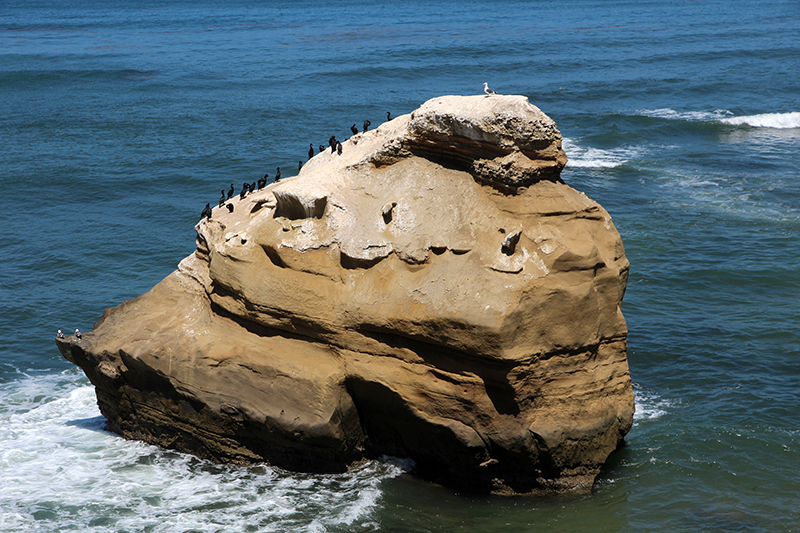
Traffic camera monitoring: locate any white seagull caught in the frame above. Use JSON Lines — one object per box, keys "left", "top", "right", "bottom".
{"left": 483, "top": 82, "right": 497, "bottom": 96}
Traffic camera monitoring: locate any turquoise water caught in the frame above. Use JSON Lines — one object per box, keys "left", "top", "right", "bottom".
{"left": 1, "top": 0, "right": 799, "bottom": 531}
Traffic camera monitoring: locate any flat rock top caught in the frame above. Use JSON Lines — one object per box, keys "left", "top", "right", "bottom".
{"left": 409, "top": 94, "right": 561, "bottom": 148}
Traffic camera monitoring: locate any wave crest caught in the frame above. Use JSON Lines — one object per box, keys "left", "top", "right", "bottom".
{"left": 637, "top": 108, "right": 800, "bottom": 129}
{"left": 719, "top": 111, "right": 800, "bottom": 129}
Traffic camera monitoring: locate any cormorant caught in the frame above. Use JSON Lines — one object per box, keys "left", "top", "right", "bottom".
{"left": 240, "top": 182, "right": 248, "bottom": 200}
{"left": 227, "top": 183, "right": 235, "bottom": 199}
{"left": 337, "top": 141, "right": 342, "bottom": 155}
{"left": 298, "top": 160, "right": 303, "bottom": 172}
{"left": 387, "top": 111, "right": 391, "bottom": 121}
{"left": 319, "top": 145, "right": 325, "bottom": 154}
{"left": 363, "top": 120, "right": 371, "bottom": 132}
{"left": 219, "top": 190, "right": 226, "bottom": 207}
{"left": 350, "top": 124, "right": 359, "bottom": 135}
{"left": 328, "top": 135, "right": 337, "bottom": 152}
{"left": 201, "top": 202, "right": 213, "bottom": 219}
{"left": 275, "top": 167, "right": 281, "bottom": 182}
{"left": 308, "top": 143, "right": 314, "bottom": 160}
{"left": 250, "top": 182, "right": 256, "bottom": 193}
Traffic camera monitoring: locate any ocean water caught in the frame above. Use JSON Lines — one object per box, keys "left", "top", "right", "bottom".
{"left": 1, "top": 0, "right": 799, "bottom": 531}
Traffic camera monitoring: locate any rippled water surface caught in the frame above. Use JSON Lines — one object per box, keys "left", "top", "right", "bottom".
{"left": 2, "top": 0, "right": 799, "bottom": 531}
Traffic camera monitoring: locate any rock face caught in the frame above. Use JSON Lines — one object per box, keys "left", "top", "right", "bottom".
{"left": 57, "top": 95, "right": 634, "bottom": 494}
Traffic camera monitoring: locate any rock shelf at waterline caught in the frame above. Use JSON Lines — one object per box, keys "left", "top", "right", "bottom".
{"left": 56, "top": 95, "right": 634, "bottom": 495}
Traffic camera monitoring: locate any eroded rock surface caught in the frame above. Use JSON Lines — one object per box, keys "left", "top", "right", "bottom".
{"left": 57, "top": 95, "right": 634, "bottom": 494}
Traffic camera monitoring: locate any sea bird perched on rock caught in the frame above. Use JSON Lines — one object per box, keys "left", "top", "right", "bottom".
{"left": 387, "top": 111, "right": 391, "bottom": 121}
{"left": 337, "top": 141, "right": 342, "bottom": 155}
{"left": 240, "top": 182, "right": 248, "bottom": 200}
{"left": 363, "top": 120, "right": 371, "bottom": 132}
{"left": 328, "top": 135, "right": 337, "bottom": 152}
{"left": 308, "top": 143, "right": 314, "bottom": 160}
{"left": 227, "top": 183, "right": 235, "bottom": 199}
{"left": 201, "top": 203, "right": 213, "bottom": 219}
{"left": 219, "top": 190, "right": 226, "bottom": 207}
{"left": 319, "top": 144, "right": 325, "bottom": 154}
{"left": 226, "top": 203, "right": 234, "bottom": 213}
{"left": 275, "top": 167, "right": 281, "bottom": 182}
{"left": 483, "top": 82, "right": 497, "bottom": 96}
{"left": 57, "top": 329, "right": 65, "bottom": 339}
{"left": 75, "top": 329, "right": 82, "bottom": 340}
{"left": 350, "top": 124, "right": 359, "bottom": 135}
{"left": 258, "top": 174, "right": 268, "bottom": 189}
{"left": 298, "top": 160, "right": 302, "bottom": 172}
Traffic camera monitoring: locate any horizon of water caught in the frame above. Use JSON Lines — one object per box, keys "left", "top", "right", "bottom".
{"left": 1, "top": 0, "right": 799, "bottom": 531}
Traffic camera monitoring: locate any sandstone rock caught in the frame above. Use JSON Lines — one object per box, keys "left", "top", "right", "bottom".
{"left": 57, "top": 94, "right": 634, "bottom": 494}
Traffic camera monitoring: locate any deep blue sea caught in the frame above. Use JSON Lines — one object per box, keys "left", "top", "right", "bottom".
{"left": 2, "top": 0, "right": 799, "bottom": 531}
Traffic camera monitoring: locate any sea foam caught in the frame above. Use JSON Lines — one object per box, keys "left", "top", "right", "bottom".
{"left": 0, "top": 373, "right": 405, "bottom": 533}
{"left": 562, "top": 138, "right": 640, "bottom": 168}
{"left": 633, "top": 383, "right": 675, "bottom": 424}
{"left": 636, "top": 108, "right": 733, "bottom": 122}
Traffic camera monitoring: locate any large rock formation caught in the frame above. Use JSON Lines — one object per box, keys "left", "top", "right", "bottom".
{"left": 57, "top": 95, "right": 634, "bottom": 494}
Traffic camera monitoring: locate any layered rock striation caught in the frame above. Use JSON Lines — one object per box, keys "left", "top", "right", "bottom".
{"left": 57, "top": 95, "right": 634, "bottom": 494}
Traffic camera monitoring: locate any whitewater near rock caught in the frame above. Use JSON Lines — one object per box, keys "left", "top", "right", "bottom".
{"left": 57, "top": 94, "right": 634, "bottom": 494}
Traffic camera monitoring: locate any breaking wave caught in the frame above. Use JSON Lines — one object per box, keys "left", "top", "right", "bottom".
{"left": 0, "top": 372, "right": 405, "bottom": 533}
{"left": 719, "top": 111, "right": 800, "bottom": 129}
{"left": 637, "top": 108, "right": 800, "bottom": 129}
{"left": 562, "top": 138, "right": 641, "bottom": 168}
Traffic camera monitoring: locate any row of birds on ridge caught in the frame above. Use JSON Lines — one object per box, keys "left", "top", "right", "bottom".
{"left": 199, "top": 113, "right": 392, "bottom": 221}
{"left": 198, "top": 83, "right": 500, "bottom": 220}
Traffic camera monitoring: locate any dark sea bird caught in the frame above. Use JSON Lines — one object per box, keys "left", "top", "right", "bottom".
{"left": 201, "top": 203, "right": 213, "bottom": 219}
{"left": 240, "top": 182, "right": 248, "bottom": 200}
{"left": 75, "top": 329, "right": 82, "bottom": 340}
{"left": 226, "top": 203, "right": 234, "bottom": 213}
{"left": 350, "top": 123, "right": 359, "bottom": 135}
{"left": 275, "top": 167, "right": 281, "bottom": 182}
{"left": 219, "top": 190, "right": 226, "bottom": 207}
{"left": 329, "top": 135, "right": 337, "bottom": 152}
{"left": 308, "top": 143, "right": 314, "bottom": 160}
{"left": 298, "top": 160, "right": 303, "bottom": 172}
{"left": 57, "top": 329, "right": 64, "bottom": 339}
{"left": 387, "top": 111, "right": 391, "bottom": 121}
{"left": 363, "top": 120, "right": 371, "bottom": 132}
{"left": 227, "top": 183, "right": 235, "bottom": 199}
{"left": 250, "top": 182, "right": 256, "bottom": 193}
{"left": 258, "top": 174, "right": 267, "bottom": 189}
{"left": 319, "top": 145, "right": 325, "bottom": 154}
{"left": 337, "top": 141, "right": 342, "bottom": 155}
{"left": 483, "top": 82, "right": 496, "bottom": 96}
